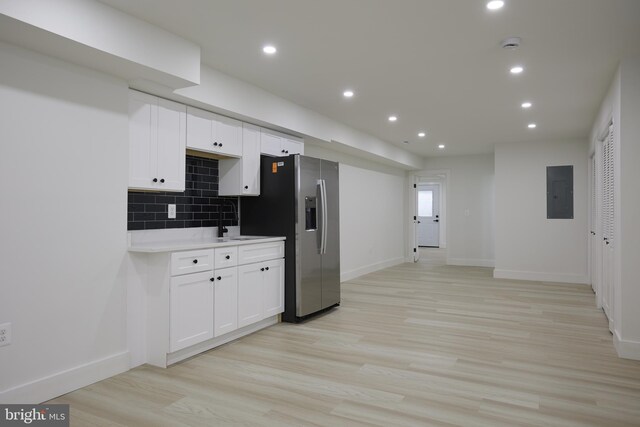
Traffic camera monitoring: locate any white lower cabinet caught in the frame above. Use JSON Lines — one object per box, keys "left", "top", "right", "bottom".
{"left": 263, "top": 258, "right": 285, "bottom": 317}
{"left": 238, "top": 257, "right": 285, "bottom": 327}
{"left": 158, "top": 241, "right": 284, "bottom": 365}
{"left": 169, "top": 270, "right": 214, "bottom": 352}
{"left": 214, "top": 267, "right": 238, "bottom": 337}
{"left": 237, "top": 263, "right": 265, "bottom": 328}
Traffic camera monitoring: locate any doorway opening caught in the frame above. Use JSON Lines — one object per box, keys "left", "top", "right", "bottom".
{"left": 410, "top": 170, "right": 449, "bottom": 263}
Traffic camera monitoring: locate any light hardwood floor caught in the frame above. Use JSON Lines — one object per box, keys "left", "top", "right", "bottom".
{"left": 49, "top": 261, "right": 640, "bottom": 426}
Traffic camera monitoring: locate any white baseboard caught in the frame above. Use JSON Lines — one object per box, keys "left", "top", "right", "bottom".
{"left": 447, "top": 258, "right": 495, "bottom": 268}
{"left": 166, "top": 316, "right": 279, "bottom": 366}
{"left": 493, "top": 269, "right": 589, "bottom": 284}
{"left": 614, "top": 330, "right": 640, "bottom": 360}
{"left": 0, "top": 351, "right": 129, "bottom": 404}
{"left": 341, "top": 257, "right": 405, "bottom": 282}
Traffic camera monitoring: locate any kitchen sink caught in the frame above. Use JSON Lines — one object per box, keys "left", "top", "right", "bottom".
{"left": 228, "top": 235, "right": 271, "bottom": 241}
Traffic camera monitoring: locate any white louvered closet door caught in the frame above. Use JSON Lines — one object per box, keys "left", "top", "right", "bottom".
{"left": 590, "top": 154, "right": 598, "bottom": 296}
{"left": 601, "top": 123, "right": 615, "bottom": 326}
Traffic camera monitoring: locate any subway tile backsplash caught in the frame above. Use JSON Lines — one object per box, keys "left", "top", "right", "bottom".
{"left": 128, "top": 155, "right": 239, "bottom": 230}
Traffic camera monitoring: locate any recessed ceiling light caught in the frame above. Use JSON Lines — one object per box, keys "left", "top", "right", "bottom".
{"left": 262, "top": 45, "right": 277, "bottom": 55}
{"left": 510, "top": 66, "right": 524, "bottom": 74}
{"left": 486, "top": 1, "right": 505, "bottom": 10}
{"left": 343, "top": 90, "right": 354, "bottom": 98}
{"left": 418, "top": 132, "right": 426, "bottom": 138}
{"left": 438, "top": 144, "right": 445, "bottom": 149}
{"left": 528, "top": 123, "right": 537, "bottom": 129}
{"left": 521, "top": 102, "right": 532, "bottom": 109}
{"left": 388, "top": 115, "right": 398, "bottom": 122}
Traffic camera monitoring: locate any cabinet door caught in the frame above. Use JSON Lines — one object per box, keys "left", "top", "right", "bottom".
{"left": 263, "top": 258, "right": 284, "bottom": 318}
{"left": 156, "top": 98, "right": 186, "bottom": 192}
{"left": 260, "top": 130, "right": 283, "bottom": 156}
{"left": 129, "top": 90, "right": 158, "bottom": 190}
{"left": 237, "top": 263, "right": 264, "bottom": 328}
{"left": 242, "top": 124, "right": 261, "bottom": 195}
{"left": 214, "top": 267, "right": 238, "bottom": 337}
{"left": 215, "top": 115, "right": 243, "bottom": 157}
{"left": 282, "top": 138, "right": 304, "bottom": 155}
{"left": 170, "top": 271, "right": 214, "bottom": 352}
{"left": 186, "top": 106, "right": 214, "bottom": 152}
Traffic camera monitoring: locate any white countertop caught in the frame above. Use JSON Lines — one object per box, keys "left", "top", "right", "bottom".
{"left": 128, "top": 236, "right": 285, "bottom": 253}
{"left": 127, "top": 227, "right": 285, "bottom": 253}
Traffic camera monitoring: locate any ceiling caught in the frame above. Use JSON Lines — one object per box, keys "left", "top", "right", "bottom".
{"left": 101, "top": 0, "right": 640, "bottom": 158}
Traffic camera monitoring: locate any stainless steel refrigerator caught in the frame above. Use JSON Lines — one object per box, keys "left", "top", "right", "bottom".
{"left": 240, "top": 155, "right": 340, "bottom": 322}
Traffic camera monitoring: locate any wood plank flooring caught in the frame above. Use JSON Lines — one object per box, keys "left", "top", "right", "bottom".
{"left": 49, "top": 257, "right": 640, "bottom": 426}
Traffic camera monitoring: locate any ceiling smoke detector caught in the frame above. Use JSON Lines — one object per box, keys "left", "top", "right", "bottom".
{"left": 501, "top": 37, "right": 522, "bottom": 50}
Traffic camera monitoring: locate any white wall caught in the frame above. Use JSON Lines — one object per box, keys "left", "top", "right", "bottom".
{"left": 411, "top": 154, "right": 495, "bottom": 267}
{"left": 617, "top": 58, "right": 640, "bottom": 353}
{"left": 0, "top": 0, "right": 200, "bottom": 88}
{"left": 494, "top": 140, "right": 589, "bottom": 284}
{"left": 168, "top": 65, "right": 423, "bottom": 170}
{"left": 305, "top": 144, "right": 406, "bottom": 281}
{"left": 0, "top": 43, "right": 129, "bottom": 403}
{"left": 593, "top": 57, "right": 640, "bottom": 359}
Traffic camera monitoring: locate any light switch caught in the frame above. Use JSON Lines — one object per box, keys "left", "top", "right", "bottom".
{"left": 168, "top": 204, "right": 176, "bottom": 219}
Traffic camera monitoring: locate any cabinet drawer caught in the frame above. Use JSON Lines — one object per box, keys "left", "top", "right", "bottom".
{"left": 214, "top": 246, "right": 238, "bottom": 268}
{"left": 171, "top": 249, "right": 214, "bottom": 276}
{"left": 238, "top": 241, "right": 284, "bottom": 265}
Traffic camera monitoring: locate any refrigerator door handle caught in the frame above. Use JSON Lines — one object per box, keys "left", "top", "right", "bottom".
{"left": 320, "top": 179, "right": 328, "bottom": 255}
{"left": 317, "top": 180, "right": 324, "bottom": 254}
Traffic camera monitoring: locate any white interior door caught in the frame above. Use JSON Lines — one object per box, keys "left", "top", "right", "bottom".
{"left": 589, "top": 153, "right": 601, "bottom": 306}
{"left": 601, "top": 124, "right": 615, "bottom": 329}
{"left": 418, "top": 184, "right": 440, "bottom": 247}
{"left": 412, "top": 179, "right": 420, "bottom": 262}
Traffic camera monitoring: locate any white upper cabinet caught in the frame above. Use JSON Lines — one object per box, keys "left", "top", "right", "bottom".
{"left": 219, "top": 123, "right": 261, "bottom": 196}
{"left": 260, "top": 130, "right": 283, "bottom": 156}
{"left": 186, "top": 106, "right": 242, "bottom": 158}
{"left": 260, "top": 128, "right": 304, "bottom": 157}
{"left": 129, "top": 90, "right": 186, "bottom": 192}
{"left": 281, "top": 137, "right": 304, "bottom": 156}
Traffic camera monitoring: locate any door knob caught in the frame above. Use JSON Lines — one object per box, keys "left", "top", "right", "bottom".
{"left": 417, "top": 221, "right": 421, "bottom": 224}
{"left": 434, "top": 219, "right": 439, "bottom": 223}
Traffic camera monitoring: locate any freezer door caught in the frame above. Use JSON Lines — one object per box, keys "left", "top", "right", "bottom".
{"left": 296, "top": 156, "right": 323, "bottom": 316}
{"left": 321, "top": 159, "right": 341, "bottom": 308}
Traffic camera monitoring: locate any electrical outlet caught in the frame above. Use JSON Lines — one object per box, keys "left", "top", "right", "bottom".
{"left": 0, "top": 322, "right": 11, "bottom": 347}
{"left": 168, "top": 204, "right": 176, "bottom": 219}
